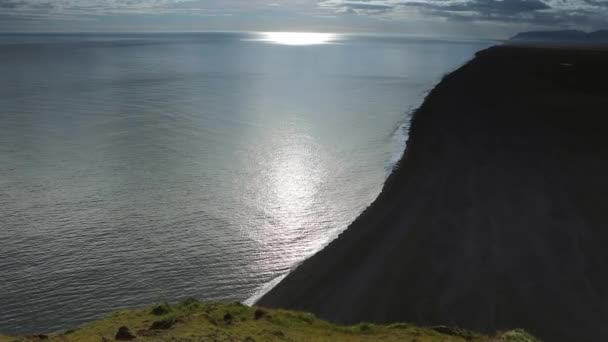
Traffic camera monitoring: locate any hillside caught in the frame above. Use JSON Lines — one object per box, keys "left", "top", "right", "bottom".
{"left": 510, "top": 29, "right": 608, "bottom": 45}
{"left": 259, "top": 46, "right": 608, "bottom": 342}
{"left": 0, "top": 299, "right": 537, "bottom": 341}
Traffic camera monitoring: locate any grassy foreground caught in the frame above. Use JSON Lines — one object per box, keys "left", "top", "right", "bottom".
{"left": 0, "top": 299, "right": 538, "bottom": 342}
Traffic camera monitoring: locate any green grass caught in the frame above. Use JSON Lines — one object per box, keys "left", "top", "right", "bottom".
{"left": 0, "top": 298, "right": 540, "bottom": 341}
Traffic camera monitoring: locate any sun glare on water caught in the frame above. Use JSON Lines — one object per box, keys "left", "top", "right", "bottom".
{"left": 256, "top": 32, "right": 341, "bottom": 46}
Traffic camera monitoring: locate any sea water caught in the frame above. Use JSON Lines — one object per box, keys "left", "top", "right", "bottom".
{"left": 0, "top": 32, "right": 490, "bottom": 333}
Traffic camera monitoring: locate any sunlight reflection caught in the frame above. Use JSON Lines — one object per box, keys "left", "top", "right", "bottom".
{"left": 255, "top": 32, "right": 341, "bottom": 46}
{"left": 271, "top": 144, "right": 321, "bottom": 228}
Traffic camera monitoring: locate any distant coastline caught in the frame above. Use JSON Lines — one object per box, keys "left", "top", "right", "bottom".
{"left": 509, "top": 29, "right": 608, "bottom": 47}
{"left": 259, "top": 45, "right": 608, "bottom": 342}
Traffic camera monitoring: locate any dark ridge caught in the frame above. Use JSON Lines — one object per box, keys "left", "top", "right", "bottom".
{"left": 510, "top": 30, "right": 608, "bottom": 46}
{"left": 259, "top": 45, "right": 608, "bottom": 342}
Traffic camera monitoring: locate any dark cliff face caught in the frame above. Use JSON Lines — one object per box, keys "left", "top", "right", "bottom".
{"left": 511, "top": 30, "right": 587, "bottom": 40}
{"left": 510, "top": 30, "right": 608, "bottom": 45}
{"left": 259, "top": 46, "right": 608, "bottom": 342}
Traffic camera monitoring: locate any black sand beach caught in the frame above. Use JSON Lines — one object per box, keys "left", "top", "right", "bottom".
{"left": 259, "top": 46, "right": 608, "bottom": 342}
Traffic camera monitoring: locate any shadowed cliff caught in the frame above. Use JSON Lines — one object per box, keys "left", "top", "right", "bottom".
{"left": 510, "top": 30, "right": 608, "bottom": 46}
{"left": 259, "top": 46, "right": 608, "bottom": 342}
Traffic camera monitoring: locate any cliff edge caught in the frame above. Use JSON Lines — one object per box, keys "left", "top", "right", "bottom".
{"left": 259, "top": 46, "right": 608, "bottom": 342}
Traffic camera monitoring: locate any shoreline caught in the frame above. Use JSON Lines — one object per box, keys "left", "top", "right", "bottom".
{"left": 259, "top": 45, "right": 608, "bottom": 342}
{"left": 244, "top": 98, "right": 415, "bottom": 308}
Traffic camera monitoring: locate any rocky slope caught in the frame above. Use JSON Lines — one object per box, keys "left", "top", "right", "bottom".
{"left": 259, "top": 46, "right": 608, "bottom": 342}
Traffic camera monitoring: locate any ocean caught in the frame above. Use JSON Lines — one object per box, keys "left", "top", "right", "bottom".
{"left": 0, "top": 32, "right": 490, "bottom": 334}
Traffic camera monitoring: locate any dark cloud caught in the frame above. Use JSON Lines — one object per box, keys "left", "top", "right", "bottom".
{"left": 28, "top": 2, "right": 54, "bottom": 9}
{"left": 0, "top": 0, "right": 606, "bottom": 30}
{"left": 320, "top": 0, "right": 608, "bottom": 28}
{"left": 319, "top": 0, "right": 395, "bottom": 14}
{"left": 398, "top": 0, "right": 551, "bottom": 21}
{"left": 400, "top": 0, "right": 549, "bottom": 13}
{"left": 0, "top": 0, "right": 25, "bottom": 9}
{"left": 342, "top": 2, "right": 393, "bottom": 11}
{"left": 583, "top": 0, "right": 608, "bottom": 6}
{"left": 320, "top": 0, "right": 554, "bottom": 19}
{"left": 0, "top": 0, "right": 190, "bottom": 23}
{"left": 450, "top": 0, "right": 549, "bottom": 14}
{"left": 0, "top": 0, "right": 53, "bottom": 9}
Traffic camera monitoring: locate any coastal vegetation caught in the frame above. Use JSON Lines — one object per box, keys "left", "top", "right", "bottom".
{"left": 0, "top": 298, "right": 538, "bottom": 341}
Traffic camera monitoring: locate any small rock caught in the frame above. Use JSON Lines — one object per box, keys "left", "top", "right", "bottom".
{"left": 149, "top": 318, "right": 175, "bottom": 330}
{"left": 254, "top": 309, "right": 266, "bottom": 320}
{"left": 136, "top": 329, "right": 158, "bottom": 337}
{"left": 29, "top": 334, "right": 48, "bottom": 340}
{"left": 430, "top": 326, "right": 475, "bottom": 340}
{"left": 243, "top": 337, "right": 255, "bottom": 342}
{"left": 151, "top": 305, "right": 170, "bottom": 316}
{"left": 115, "top": 326, "right": 136, "bottom": 340}
{"left": 223, "top": 313, "right": 233, "bottom": 324}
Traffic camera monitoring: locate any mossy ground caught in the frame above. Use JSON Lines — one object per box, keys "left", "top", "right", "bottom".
{"left": 0, "top": 299, "right": 539, "bottom": 342}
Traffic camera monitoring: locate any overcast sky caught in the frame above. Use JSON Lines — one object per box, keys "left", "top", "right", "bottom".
{"left": 1, "top": 0, "right": 607, "bottom": 38}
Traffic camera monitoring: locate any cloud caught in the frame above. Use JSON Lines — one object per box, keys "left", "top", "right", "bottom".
{"left": 583, "top": 0, "right": 608, "bottom": 6}
{"left": 0, "top": 1, "right": 22, "bottom": 9}
{"left": 396, "top": 0, "right": 551, "bottom": 21}
{"left": 0, "top": 0, "right": 606, "bottom": 30}
{"left": 0, "top": 0, "right": 215, "bottom": 20}
{"left": 0, "top": 0, "right": 318, "bottom": 23}
{"left": 328, "top": 1, "right": 393, "bottom": 13}
{"left": 318, "top": 0, "right": 608, "bottom": 28}
{"left": 319, "top": 0, "right": 395, "bottom": 14}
